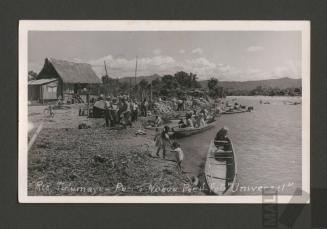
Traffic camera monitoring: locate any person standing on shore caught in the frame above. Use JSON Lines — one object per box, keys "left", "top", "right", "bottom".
{"left": 154, "top": 126, "right": 172, "bottom": 159}
{"left": 177, "top": 99, "right": 183, "bottom": 111}
{"left": 171, "top": 142, "right": 184, "bottom": 171}
{"left": 122, "top": 98, "right": 132, "bottom": 128}
{"left": 154, "top": 115, "right": 162, "bottom": 127}
{"left": 141, "top": 98, "right": 148, "bottom": 117}
{"left": 131, "top": 99, "right": 138, "bottom": 122}
{"left": 104, "top": 97, "right": 111, "bottom": 127}
{"left": 111, "top": 98, "right": 119, "bottom": 126}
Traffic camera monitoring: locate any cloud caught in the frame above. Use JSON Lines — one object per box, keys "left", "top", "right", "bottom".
{"left": 186, "top": 57, "right": 216, "bottom": 69}
{"left": 246, "top": 46, "right": 265, "bottom": 52}
{"left": 28, "top": 61, "right": 44, "bottom": 73}
{"left": 191, "top": 48, "right": 204, "bottom": 55}
{"left": 88, "top": 54, "right": 176, "bottom": 77}
{"left": 153, "top": 49, "right": 162, "bottom": 55}
{"left": 179, "top": 49, "right": 185, "bottom": 54}
{"left": 30, "top": 53, "right": 301, "bottom": 82}
{"left": 246, "top": 68, "right": 262, "bottom": 74}
{"left": 72, "top": 57, "right": 83, "bottom": 63}
{"left": 269, "top": 61, "right": 301, "bottom": 79}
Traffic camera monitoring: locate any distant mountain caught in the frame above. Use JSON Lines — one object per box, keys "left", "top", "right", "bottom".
{"left": 117, "top": 74, "right": 161, "bottom": 84}
{"left": 117, "top": 74, "right": 302, "bottom": 91}
{"left": 199, "top": 77, "right": 302, "bottom": 91}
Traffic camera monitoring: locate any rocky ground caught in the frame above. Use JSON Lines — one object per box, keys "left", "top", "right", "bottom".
{"left": 28, "top": 104, "right": 204, "bottom": 196}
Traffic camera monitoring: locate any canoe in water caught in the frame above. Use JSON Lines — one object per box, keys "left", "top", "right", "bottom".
{"left": 221, "top": 109, "right": 248, "bottom": 115}
{"left": 205, "top": 139, "right": 237, "bottom": 195}
{"left": 170, "top": 121, "right": 216, "bottom": 139}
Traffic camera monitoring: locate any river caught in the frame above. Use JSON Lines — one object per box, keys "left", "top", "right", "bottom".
{"left": 178, "top": 96, "right": 302, "bottom": 195}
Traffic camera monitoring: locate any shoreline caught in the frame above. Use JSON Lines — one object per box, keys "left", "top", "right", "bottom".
{"left": 28, "top": 105, "right": 205, "bottom": 196}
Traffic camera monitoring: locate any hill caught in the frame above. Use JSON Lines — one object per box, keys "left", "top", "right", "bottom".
{"left": 117, "top": 74, "right": 161, "bottom": 84}
{"left": 116, "top": 74, "right": 301, "bottom": 91}
{"left": 199, "top": 77, "right": 302, "bottom": 91}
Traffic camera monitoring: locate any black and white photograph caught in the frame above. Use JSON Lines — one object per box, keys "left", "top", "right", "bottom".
{"left": 19, "top": 21, "right": 310, "bottom": 203}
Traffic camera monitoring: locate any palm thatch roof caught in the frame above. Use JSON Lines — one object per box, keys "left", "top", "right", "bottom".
{"left": 37, "top": 58, "right": 101, "bottom": 84}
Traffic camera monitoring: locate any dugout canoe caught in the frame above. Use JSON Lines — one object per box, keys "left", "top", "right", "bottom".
{"left": 205, "top": 139, "right": 237, "bottom": 195}
{"left": 169, "top": 121, "right": 216, "bottom": 139}
{"left": 221, "top": 109, "right": 249, "bottom": 115}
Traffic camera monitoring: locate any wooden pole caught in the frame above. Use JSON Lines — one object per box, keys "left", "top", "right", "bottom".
{"left": 129, "top": 77, "right": 131, "bottom": 97}
{"left": 134, "top": 56, "right": 138, "bottom": 98}
{"left": 134, "top": 56, "right": 138, "bottom": 86}
{"left": 150, "top": 81, "right": 152, "bottom": 102}
{"left": 104, "top": 61, "right": 109, "bottom": 96}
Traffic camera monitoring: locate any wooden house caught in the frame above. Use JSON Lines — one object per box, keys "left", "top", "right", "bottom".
{"left": 28, "top": 58, "right": 101, "bottom": 103}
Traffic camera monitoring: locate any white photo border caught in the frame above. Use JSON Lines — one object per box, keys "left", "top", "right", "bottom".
{"left": 19, "top": 20, "right": 310, "bottom": 203}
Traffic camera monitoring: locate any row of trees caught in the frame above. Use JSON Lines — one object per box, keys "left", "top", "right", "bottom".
{"left": 207, "top": 78, "right": 225, "bottom": 98}
{"left": 29, "top": 68, "right": 301, "bottom": 99}
{"left": 153, "top": 71, "right": 201, "bottom": 97}
{"left": 100, "top": 71, "right": 203, "bottom": 99}
{"left": 225, "top": 86, "right": 302, "bottom": 96}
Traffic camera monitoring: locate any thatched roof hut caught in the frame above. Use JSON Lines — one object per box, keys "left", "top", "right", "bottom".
{"left": 29, "top": 58, "right": 101, "bottom": 103}
{"left": 37, "top": 58, "right": 101, "bottom": 84}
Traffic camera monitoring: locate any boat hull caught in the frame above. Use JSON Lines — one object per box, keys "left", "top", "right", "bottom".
{"left": 170, "top": 122, "right": 216, "bottom": 139}
{"left": 205, "top": 140, "right": 237, "bottom": 195}
{"left": 222, "top": 109, "right": 248, "bottom": 115}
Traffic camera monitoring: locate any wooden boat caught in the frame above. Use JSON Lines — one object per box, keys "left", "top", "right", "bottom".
{"left": 205, "top": 139, "right": 237, "bottom": 195}
{"left": 221, "top": 109, "right": 249, "bottom": 115}
{"left": 169, "top": 121, "right": 216, "bottom": 139}
{"left": 144, "top": 125, "right": 162, "bottom": 130}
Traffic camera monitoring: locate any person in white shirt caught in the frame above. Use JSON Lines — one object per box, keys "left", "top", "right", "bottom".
{"left": 185, "top": 114, "right": 194, "bottom": 128}
{"left": 172, "top": 142, "right": 184, "bottom": 171}
{"left": 154, "top": 115, "right": 162, "bottom": 127}
{"left": 199, "top": 113, "right": 206, "bottom": 127}
{"left": 104, "top": 98, "right": 111, "bottom": 127}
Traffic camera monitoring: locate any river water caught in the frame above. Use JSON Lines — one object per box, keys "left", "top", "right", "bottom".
{"left": 178, "top": 96, "right": 302, "bottom": 195}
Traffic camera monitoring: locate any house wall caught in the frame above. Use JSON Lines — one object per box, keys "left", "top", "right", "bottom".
{"left": 41, "top": 81, "right": 58, "bottom": 100}
{"left": 28, "top": 85, "right": 40, "bottom": 101}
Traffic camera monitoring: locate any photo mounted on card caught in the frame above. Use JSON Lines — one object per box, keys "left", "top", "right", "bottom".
{"left": 19, "top": 20, "right": 310, "bottom": 203}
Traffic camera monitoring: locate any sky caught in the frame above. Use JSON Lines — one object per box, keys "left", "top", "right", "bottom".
{"left": 28, "top": 31, "right": 301, "bottom": 81}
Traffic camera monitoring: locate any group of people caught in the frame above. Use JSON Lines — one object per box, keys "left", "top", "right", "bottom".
{"left": 154, "top": 126, "right": 184, "bottom": 171}
{"left": 102, "top": 95, "right": 136, "bottom": 128}
{"left": 153, "top": 124, "right": 231, "bottom": 172}
{"left": 92, "top": 95, "right": 152, "bottom": 128}
{"left": 178, "top": 108, "right": 210, "bottom": 129}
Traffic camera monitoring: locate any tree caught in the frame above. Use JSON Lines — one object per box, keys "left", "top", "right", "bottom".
{"left": 174, "top": 71, "right": 194, "bottom": 88}
{"left": 161, "top": 74, "right": 176, "bottom": 90}
{"left": 151, "top": 78, "right": 161, "bottom": 89}
{"left": 101, "top": 75, "right": 110, "bottom": 84}
{"left": 119, "top": 82, "right": 130, "bottom": 94}
{"left": 139, "top": 79, "right": 149, "bottom": 89}
{"left": 208, "top": 78, "right": 218, "bottom": 90}
{"left": 138, "top": 79, "right": 149, "bottom": 100}
{"left": 28, "top": 70, "right": 37, "bottom": 81}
